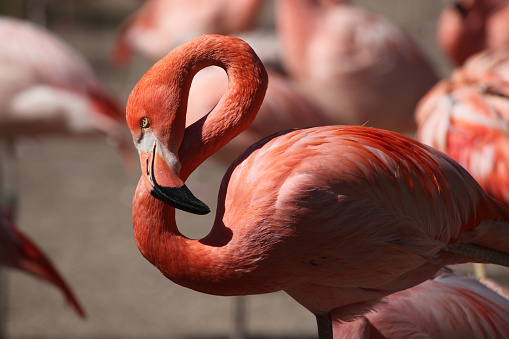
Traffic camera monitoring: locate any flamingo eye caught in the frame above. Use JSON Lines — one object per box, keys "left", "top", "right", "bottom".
{"left": 140, "top": 117, "right": 150, "bottom": 128}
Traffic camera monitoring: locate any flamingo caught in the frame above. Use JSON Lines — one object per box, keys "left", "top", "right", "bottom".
{"left": 113, "top": 0, "right": 264, "bottom": 66}
{"left": 114, "top": 3, "right": 287, "bottom": 337}
{"left": 437, "top": 0, "right": 509, "bottom": 66}
{"left": 335, "top": 268, "right": 509, "bottom": 338}
{"left": 416, "top": 48, "right": 509, "bottom": 211}
{"left": 415, "top": 48, "right": 509, "bottom": 278}
{"left": 126, "top": 34, "right": 509, "bottom": 339}
{"left": 276, "top": 0, "right": 438, "bottom": 133}
{"left": 0, "top": 16, "right": 134, "bottom": 170}
{"left": 0, "top": 15, "right": 131, "bottom": 328}
{"left": 0, "top": 205, "right": 85, "bottom": 318}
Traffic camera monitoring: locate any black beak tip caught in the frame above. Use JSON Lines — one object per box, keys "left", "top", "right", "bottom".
{"left": 185, "top": 197, "right": 211, "bottom": 215}
{"left": 150, "top": 184, "right": 211, "bottom": 215}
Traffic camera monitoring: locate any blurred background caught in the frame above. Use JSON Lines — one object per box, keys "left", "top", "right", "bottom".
{"left": 0, "top": 0, "right": 507, "bottom": 338}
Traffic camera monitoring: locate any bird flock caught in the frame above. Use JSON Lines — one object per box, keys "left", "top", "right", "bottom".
{"left": 2, "top": 0, "right": 509, "bottom": 338}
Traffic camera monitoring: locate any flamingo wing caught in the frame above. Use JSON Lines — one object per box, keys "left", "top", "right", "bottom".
{"left": 218, "top": 126, "right": 508, "bottom": 317}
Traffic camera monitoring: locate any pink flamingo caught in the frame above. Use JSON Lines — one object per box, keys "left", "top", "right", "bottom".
{"left": 336, "top": 268, "right": 509, "bottom": 338}
{"left": 126, "top": 34, "right": 509, "bottom": 339}
{"left": 0, "top": 206, "right": 85, "bottom": 318}
{"left": 0, "top": 16, "right": 133, "bottom": 169}
{"left": 114, "top": 4, "right": 299, "bottom": 337}
{"left": 276, "top": 0, "right": 438, "bottom": 133}
{"left": 0, "top": 15, "right": 131, "bottom": 326}
{"left": 416, "top": 48, "right": 509, "bottom": 278}
{"left": 416, "top": 48, "right": 509, "bottom": 208}
{"left": 113, "top": 0, "right": 264, "bottom": 66}
{"left": 437, "top": 0, "right": 509, "bottom": 66}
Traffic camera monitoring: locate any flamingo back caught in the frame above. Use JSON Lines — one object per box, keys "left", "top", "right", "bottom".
{"left": 0, "top": 16, "right": 134, "bottom": 168}
{"left": 0, "top": 16, "right": 124, "bottom": 122}
{"left": 0, "top": 16, "right": 98, "bottom": 97}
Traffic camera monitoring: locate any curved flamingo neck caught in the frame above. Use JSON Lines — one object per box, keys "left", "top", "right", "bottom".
{"left": 133, "top": 178, "right": 239, "bottom": 294}
{"left": 131, "top": 35, "right": 268, "bottom": 294}
{"left": 175, "top": 35, "right": 268, "bottom": 180}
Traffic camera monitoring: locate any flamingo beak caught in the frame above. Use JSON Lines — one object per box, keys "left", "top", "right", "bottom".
{"left": 139, "top": 141, "right": 210, "bottom": 215}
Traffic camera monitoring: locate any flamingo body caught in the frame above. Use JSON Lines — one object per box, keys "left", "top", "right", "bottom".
{"left": 337, "top": 268, "right": 509, "bottom": 338}
{"left": 276, "top": 0, "right": 438, "bottom": 132}
{"left": 127, "top": 35, "right": 509, "bottom": 338}
{"left": 0, "top": 16, "right": 132, "bottom": 166}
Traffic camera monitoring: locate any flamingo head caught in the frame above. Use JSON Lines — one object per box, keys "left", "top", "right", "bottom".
{"left": 438, "top": 0, "right": 504, "bottom": 65}
{"left": 126, "top": 66, "right": 210, "bottom": 215}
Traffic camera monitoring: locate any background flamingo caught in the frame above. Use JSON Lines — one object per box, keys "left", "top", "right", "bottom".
{"left": 0, "top": 15, "right": 133, "bottom": 168}
{"left": 336, "top": 268, "right": 509, "bottom": 338}
{"left": 113, "top": 0, "right": 265, "bottom": 66}
{"left": 437, "top": 0, "right": 509, "bottom": 66}
{"left": 416, "top": 48, "right": 509, "bottom": 206}
{"left": 416, "top": 48, "right": 509, "bottom": 278}
{"left": 127, "top": 34, "right": 509, "bottom": 339}
{"left": 0, "top": 204, "right": 85, "bottom": 318}
{"left": 0, "top": 14, "right": 133, "bottom": 334}
{"left": 276, "top": 0, "right": 438, "bottom": 133}
{"left": 0, "top": 14, "right": 135, "bottom": 210}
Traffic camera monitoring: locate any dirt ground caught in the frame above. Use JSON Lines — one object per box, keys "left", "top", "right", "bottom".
{"left": 2, "top": 0, "right": 509, "bottom": 338}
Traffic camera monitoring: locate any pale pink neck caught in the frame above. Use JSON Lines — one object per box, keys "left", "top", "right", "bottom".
{"left": 276, "top": 0, "right": 323, "bottom": 78}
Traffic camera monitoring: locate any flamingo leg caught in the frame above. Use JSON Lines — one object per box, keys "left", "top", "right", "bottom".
{"left": 0, "top": 140, "right": 18, "bottom": 217}
{"left": 0, "top": 269, "right": 6, "bottom": 339}
{"left": 316, "top": 313, "right": 333, "bottom": 339}
{"left": 0, "top": 140, "right": 17, "bottom": 339}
